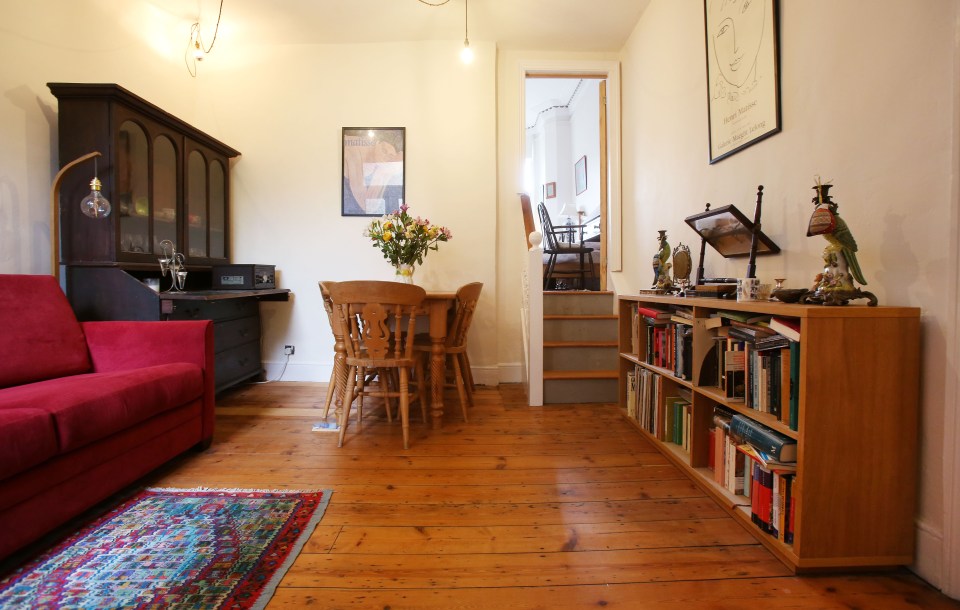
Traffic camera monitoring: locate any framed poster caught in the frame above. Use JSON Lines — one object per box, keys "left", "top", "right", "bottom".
{"left": 704, "top": 0, "right": 781, "bottom": 163}
{"left": 341, "top": 127, "right": 405, "bottom": 216}
{"left": 574, "top": 156, "right": 587, "bottom": 195}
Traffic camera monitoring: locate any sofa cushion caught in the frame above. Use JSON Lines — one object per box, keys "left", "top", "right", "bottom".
{"left": 0, "top": 275, "right": 91, "bottom": 389}
{"left": 0, "top": 409, "right": 58, "bottom": 481}
{"left": 0, "top": 363, "right": 203, "bottom": 453}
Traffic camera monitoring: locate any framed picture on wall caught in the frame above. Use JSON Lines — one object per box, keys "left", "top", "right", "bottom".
{"left": 341, "top": 127, "right": 405, "bottom": 216}
{"left": 575, "top": 156, "right": 587, "bottom": 195}
{"left": 545, "top": 182, "right": 557, "bottom": 199}
{"left": 704, "top": 0, "right": 781, "bottom": 163}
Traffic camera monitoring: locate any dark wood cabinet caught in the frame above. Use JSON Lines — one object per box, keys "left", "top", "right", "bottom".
{"left": 49, "top": 83, "right": 239, "bottom": 268}
{"left": 50, "top": 83, "right": 288, "bottom": 392}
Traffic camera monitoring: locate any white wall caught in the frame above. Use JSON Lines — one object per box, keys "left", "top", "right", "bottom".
{"left": 616, "top": 0, "right": 960, "bottom": 589}
{"left": 0, "top": 1, "right": 500, "bottom": 386}
{"left": 569, "top": 79, "right": 601, "bottom": 221}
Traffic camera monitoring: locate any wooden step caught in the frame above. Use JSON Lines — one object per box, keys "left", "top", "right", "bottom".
{"left": 543, "top": 341, "right": 618, "bottom": 348}
{"left": 543, "top": 291, "right": 615, "bottom": 316}
{"left": 543, "top": 316, "right": 618, "bottom": 342}
{"left": 543, "top": 314, "right": 618, "bottom": 321}
{"left": 543, "top": 370, "right": 618, "bottom": 380}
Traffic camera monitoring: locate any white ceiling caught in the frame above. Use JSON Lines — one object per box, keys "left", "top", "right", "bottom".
{"left": 178, "top": 0, "right": 649, "bottom": 52}
{"left": 525, "top": 78, "right": 583, "bottom": 128}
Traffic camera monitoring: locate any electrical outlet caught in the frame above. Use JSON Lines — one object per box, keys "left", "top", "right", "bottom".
{"left": 284, "top": 345, "right": 295, "bottom": 356}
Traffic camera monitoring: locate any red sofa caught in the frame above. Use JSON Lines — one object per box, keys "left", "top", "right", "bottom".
{"left": 0, "top": 275, "right": 215, "bottom": 560}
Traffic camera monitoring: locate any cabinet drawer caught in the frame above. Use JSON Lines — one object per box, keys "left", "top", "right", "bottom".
{"left": 167, "top": 298, "right": 259, "bottom": 322}
{"left": 214, "top": 316, "right": 261, "bottom": 354}
{"left": 215, "top": 342, "right": 262, "bottom": 391}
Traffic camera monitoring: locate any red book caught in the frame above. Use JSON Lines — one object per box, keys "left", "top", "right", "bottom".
{"left": 637, "top": 305, "right": 671, "bottom": 320}
{"left": 769, "top": 317, "right": 801, "bottom": 342}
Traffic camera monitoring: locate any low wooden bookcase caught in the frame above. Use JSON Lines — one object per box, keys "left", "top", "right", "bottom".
{"left": 617, "top": 294, "right": 920, "bottom": 572}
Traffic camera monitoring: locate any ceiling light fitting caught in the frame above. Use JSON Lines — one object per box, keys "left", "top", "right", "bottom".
{"left": 185, "top": 0, "right": 224, "bottom": 77}
{"left": 416, "top": 0, "right": 472, "bottom": 63}
{"left": 460, "top": 0, "right": 473, "bottom": 64}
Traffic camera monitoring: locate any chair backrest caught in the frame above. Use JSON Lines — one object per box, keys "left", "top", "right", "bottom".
{"left": 319, "top": 280, "right": 345, "bottom": 345}
{"left": 446, "top": 282, "right": 483, "bottom": 349}
{"left": 537, "top": 203, "right": 560, "bottom": 250}
{"left": 327, "top": 280, "right": 426, "bottom": 362}
{"left": 520, "top": 194, "right": 536, "bottom": 249}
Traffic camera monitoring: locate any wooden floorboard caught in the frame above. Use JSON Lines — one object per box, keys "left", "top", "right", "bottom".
{"left": 146, "top": 382, "right": 958, "bottom": 609}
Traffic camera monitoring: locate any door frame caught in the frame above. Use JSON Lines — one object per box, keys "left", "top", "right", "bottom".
{"left": 519, "top": 60, "right": 622, "bottom": 274}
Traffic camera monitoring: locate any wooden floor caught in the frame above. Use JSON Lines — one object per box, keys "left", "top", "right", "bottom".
{"left": 146, "top": 382, "right": 958, "bottom": 609}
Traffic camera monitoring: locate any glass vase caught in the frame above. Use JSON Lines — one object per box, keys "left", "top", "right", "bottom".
{"left": 395, "top": 264, "right": 415, "bottom": 284}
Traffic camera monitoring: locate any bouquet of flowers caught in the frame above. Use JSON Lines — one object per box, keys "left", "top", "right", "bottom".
{"left": 365, "top": 204, "right": 452, "bottom": 270}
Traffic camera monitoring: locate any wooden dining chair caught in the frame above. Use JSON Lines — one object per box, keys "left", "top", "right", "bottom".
{"left": 414, "top": 282, "right": 483, "bottom": 422}
{"left": 538, "top": 203, "right": 594, "bottom": 290}
{"left": 327, "top": 280, "right": 427, "bottom": 449}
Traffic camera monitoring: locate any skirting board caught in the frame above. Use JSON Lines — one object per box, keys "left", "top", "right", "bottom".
{"left": 913, "top": 517, "right": 943, "bottom": 591}
{"left": 262, "top": 361, "right": 521, "bottom": 386}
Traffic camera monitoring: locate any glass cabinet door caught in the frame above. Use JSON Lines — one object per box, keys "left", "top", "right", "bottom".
{"left": 209, "top": 160, "right": 226, "bottom": 259}
{"left": 117, "top": 121, "right": 150, "bottom": 255}
{"left": 186, "top": 150, "right": 208, "bottom": 258}
{"left": 153, "top": 135, "right": 178, "bottom": 253}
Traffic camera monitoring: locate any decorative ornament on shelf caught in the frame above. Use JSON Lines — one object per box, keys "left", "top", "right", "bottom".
{"left": 802, "top": 177, "right": 877, "bottom": 306}
{"left": 158, "top": 240, "right": 188, "bottom": 292}
{"left": 651, "top": 230, "right": 673, "bottom": 291}
{"left": 672, "top": 242, "right": 692, "bottom": 296}
{"left": 365, "top": 204, "right": 452, "bottom": 284}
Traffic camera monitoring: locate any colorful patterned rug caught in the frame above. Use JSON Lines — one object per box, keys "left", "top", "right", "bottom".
{"left": 0, "top": 488, "right": 331, "bottom": 609}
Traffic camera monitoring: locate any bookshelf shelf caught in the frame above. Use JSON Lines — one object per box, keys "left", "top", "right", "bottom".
{"left": 618, "top": 294, "right": 920, "bottom": 572}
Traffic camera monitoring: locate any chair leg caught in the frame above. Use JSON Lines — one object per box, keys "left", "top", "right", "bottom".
{"left": 451, "top": 354, "right": 469, "bottom": 422}
{"left": 415, "top": 358, "right": 429, "bottom": 423}
{"left": 460, "top": 352, "right": 475, "bottom": 393}
{"left": 356, "top": 366, "right": 367, "bottom": 428}
{"left": 323, "top": 359, "right": 339, "bottom": 418}
{"left": 459, "top": 352, "right": 475, "bottom": 406}
{"left": 381, "top": 368, "right": 394, "bottom": 423}
{"left": 338, "top": 365, "right": 358, "bottom": 448}
{"left": 399, "top": 367, "right": 411, "bottom": 450}
{"left": 543, "top": 254, "right": 557, "bottom": 290}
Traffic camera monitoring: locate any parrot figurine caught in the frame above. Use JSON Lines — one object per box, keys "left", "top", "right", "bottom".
{"left": 805, "top": 179, "right": 876, "bottom": 305}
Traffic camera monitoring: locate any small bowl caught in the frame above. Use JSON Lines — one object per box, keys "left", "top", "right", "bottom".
{"left": 772, "top": 288, "right": 807, "bottom": 303}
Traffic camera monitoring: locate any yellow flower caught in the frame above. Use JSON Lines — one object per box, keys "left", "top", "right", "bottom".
{"left": 383, "top": 221, "right": 394, "bottom": 230}
{"left": 383, "top": 231, "right": 393, "bottom": 242}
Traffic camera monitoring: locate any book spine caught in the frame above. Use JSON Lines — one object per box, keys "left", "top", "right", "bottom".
{"left": 788, "top": 341, "right": 800, "bottom": 431}
{"left": 730, "top": 415, "right": 796, "bottom": 462}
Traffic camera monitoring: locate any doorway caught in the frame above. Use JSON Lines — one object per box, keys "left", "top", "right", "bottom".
{"left": 524, "top": 75, "right": 608, "bottom": 290}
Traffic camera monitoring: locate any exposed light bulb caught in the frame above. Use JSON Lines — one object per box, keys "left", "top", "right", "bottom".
{"left": 194, "top": 40, "right": 204, "bottom": 61}
{"left": 80, "top": 177, "right": 111, "bottom": 218}
{"left": 460, "top": 40, "right": 474, "bottom": 64}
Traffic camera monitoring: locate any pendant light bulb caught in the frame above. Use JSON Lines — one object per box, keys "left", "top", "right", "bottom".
{"left": 460, "top": 40, "right": 474, "bottom": 64}
{"left": 193, "top": 39, "right": 204, "bottom": 61}
{"left": 80, "top": 177, "right": 111, "bottom": 219}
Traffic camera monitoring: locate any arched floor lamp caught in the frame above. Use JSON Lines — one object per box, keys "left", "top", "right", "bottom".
{"left": 50, "top": 151, "right": 110, "bottom": 284}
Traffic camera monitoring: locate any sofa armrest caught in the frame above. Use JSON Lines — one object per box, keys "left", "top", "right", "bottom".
{"left": 81, "top": 321, "right": 215, "bottom": 444}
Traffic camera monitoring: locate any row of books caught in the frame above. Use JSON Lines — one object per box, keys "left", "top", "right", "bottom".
{"left": 710, "top": 406, "right": 797, "bottom": 544}
{"left": 625, "top": 366, "right": 692, "bottom": 449}
{"left": 629, "top": 304, "right": 693, "bottom": 381}
{"left": 748, "top": 457, "right": 796, "bottom": 544}
{"left": 716, "top": 333, "right": 800, "bottom": 432}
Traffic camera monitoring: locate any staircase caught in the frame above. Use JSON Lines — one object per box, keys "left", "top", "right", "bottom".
{"left": 542, "top": 291, "right": 619, "bottom": 404}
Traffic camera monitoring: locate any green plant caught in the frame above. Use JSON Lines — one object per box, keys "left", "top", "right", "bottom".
{"left": 365, "top": 204, "right": 452, "bottom": 267}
